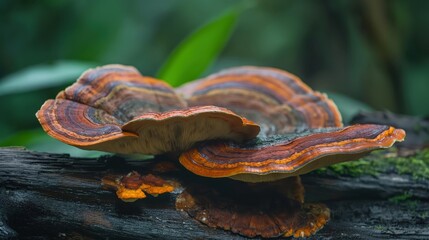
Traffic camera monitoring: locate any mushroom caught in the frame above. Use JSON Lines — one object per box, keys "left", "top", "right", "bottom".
{"left": 179, "top": 124, "right": 406, "bottom": 182}
{"left": 102, "top": 171, "right": 174, "bottom": 202}
{"left": 175, "top": 66, "right": 405, "bottom": 238}
{"left": 176, "top": 125, "right": 405, "bottom": 237}
{"left": 178, "top": 66, "right": 343, "bottom": 135}
{"left": 176, "top": 124, "right": 405, "bottom": 237}
{"left": 36, "top": 65, "right": 259, "bottom": 155}
{"left": 175, "top": 177, "right": 330, "bottom": 238}
{"left": 36, "top": 65, "right": 406, "bottom": 238}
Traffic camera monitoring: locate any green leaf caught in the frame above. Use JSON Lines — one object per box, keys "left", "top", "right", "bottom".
{"left": 0, "top": 129, "right": 107, "bottom": 158}
{"left": 0, "top": 60, "right": 95, "bottom": 96}
{"left": 324, "top": 91, "right": 373, "bottom": 124}
{"left": 157, "top": 9, "right": 239, "bottom": 86}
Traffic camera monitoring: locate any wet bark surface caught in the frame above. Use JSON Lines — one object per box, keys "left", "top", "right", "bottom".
{"left": 1, "top": 147, "right": 428, "bottom": 239}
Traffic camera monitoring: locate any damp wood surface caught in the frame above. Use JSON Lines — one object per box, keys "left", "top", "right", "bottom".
{"left": 1, "top": 147, "right": 428, "bottom": 240}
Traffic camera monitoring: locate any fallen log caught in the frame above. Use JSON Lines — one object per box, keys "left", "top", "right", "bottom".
{"left": 0, "top": 147, "right": 428, "bottom": 239}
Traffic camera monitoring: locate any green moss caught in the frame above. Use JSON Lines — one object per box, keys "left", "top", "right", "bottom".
{"left": 388, "top": 193, "right": 421, "bottom": 209}
{"left": 395, "top": 157, "right": 429, "bottom": 179}
{"left": 388, "top": 192, "right": 413, "bottom": 203}
{"left": 315, "top": 149, "right": 429, "bottom": 180}
{"left": 373, "top": 225, "right": 386, "bottom": 231}
{"left": 316, "top": 159, "right": 378, "bottom": 177}
{"left": 418, "top": 211, "right": 429, "bottom": 220}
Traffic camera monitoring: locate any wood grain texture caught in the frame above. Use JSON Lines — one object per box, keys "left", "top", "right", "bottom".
{"left": 178, "top": 66, "right": 343, "bottom": 136}
{"left": 1, "top": 148, "right": 428, "bottom": 240}
{"left": 179, "top": 124, "right": 406, "bottom": 181}
{"left": 36, "top": 65, "right": 259, "bottom": 155}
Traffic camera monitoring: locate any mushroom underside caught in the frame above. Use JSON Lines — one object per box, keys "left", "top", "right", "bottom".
{"left": 36, "top": 64, "right": 262, "bottom": 155}
{"left": 176, "top": 177, "right": 330, "bottom": 238}
{"left": 38, "top": 98, "right": 259, "bottom": 155}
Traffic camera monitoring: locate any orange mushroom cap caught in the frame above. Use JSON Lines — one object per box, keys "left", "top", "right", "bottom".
{"left": 178, "top": 66, "right": 342, "bottom": 136}
{"left": 102, "top": 171, "right": 174, "bottom": 202}
{"left": 36, "top": 65, "right": 259, "bottom": 155}
{"left": 180, "top": 124, "right": 406, "bottom": 182}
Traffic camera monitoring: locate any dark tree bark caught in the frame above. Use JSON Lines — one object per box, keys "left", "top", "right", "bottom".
{"left": 1, "top": 147, "right": 428, "bottom": 239}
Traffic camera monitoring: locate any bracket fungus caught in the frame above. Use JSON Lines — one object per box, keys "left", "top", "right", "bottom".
{"left": 36, "top": 65, "right": 259, "bottom": 155}
{"left": 102, "top": 171, "right": 174, "bottom": 202}
{"left": 178, "top": 66, "right": 343, "bottom": 135}
{"left": 180, "top": 124, "right": 406, "bottom": 182}
{"left": 174, "top": 66, "right": 405, "bottom": 237}
{"left": 36, "top": 64, "right": 406, "bottom": 238}
{"left": 175, "top": 177, "right": 330, "bottom": 238}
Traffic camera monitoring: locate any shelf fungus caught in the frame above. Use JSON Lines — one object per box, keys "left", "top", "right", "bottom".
{"left": 102, "top": 171, "right": 174, "bottom": 202}
{"left": 36, "top": 64, "right": 406, "bottom": 238}
{"left": 176, "top": 177, "right": 330, "bottom": 238}
{"left": 175, "top": 67, "right": 405, "bottom": 238}
{"left": 178, "top": 66, "right": 343, "bottom": 135}
{"left": 179, "top": 124, "right": 406, "bottom": 182}
{"left": 36, "top": 65, "right": 259, "bottom": 155}
{"left": 176, "top": 125, "right": 405, "bottom": 238}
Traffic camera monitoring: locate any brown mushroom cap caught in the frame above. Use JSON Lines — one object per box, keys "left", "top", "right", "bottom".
{"left": 36, "top": 65, "right": 259, "bottom": 155}
{"left": 179, "top": 124, "right": 406, "bottom": 182}
{"left": 178, "top": 66, "right": 342, "bottom": 136}
{"left": 174, "top": 67, "right": 405, "bottom": 237}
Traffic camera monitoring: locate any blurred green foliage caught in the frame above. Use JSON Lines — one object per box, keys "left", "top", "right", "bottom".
{"left": 0, "top": 0, "right": 428, "bottom": 155}
{"left": 0, "top": 60, "right": 94, "bottom": 96}
{"left": 158, "top": 8, "right": 239, "bottom": 86}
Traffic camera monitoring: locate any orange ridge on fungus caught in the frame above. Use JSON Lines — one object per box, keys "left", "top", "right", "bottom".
{"left": 102, "top": 172, "right": 174, "bottom": 202}
{"left": 36, "top": 65, "right": 260, "bottom": 155}
{"left": 179, "top": 124, "right": 406, "bottom": 182}
{"left": 178, "top": 66, "right": 343, "bottom": 135}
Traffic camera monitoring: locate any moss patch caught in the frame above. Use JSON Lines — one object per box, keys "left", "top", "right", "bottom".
{"left": 388, "top": 192, "right": 413, "bottom": 203}
{"left": 315, "top": 149, "right": 429, "bottom": 180}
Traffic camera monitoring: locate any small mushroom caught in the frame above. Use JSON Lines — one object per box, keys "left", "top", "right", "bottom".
{"left": 178, "top": 66, "right": 342, "bottom": 135}
{"left": 179, "top": 124, "right": 406, "bottom": 182}
{"left": 102, "top": 171, "right": 174, "bottom": 202}
{"left": 36, "top": 65, "right": 259, "bottom": 155}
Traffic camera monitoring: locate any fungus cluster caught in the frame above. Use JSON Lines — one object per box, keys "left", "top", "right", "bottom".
{"left": 37, "top": 64, "right": 405, "bottom": 238}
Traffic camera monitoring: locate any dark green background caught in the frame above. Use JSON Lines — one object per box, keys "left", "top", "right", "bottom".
{"left": 1, "top": 0, "right": 428, "bottom": 155}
